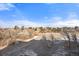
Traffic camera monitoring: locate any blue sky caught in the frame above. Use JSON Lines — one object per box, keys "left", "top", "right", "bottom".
{"left": 0, "top": 3, "right": 79, "bottom": 27}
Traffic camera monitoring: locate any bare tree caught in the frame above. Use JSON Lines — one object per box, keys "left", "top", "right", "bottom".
{"left": 14, "top": 25, "right": 19, "bottom": 30}
{"left": 63, "top": 31, "right": 71, "bottom": 49}
{"left": 21, "top": 26, "right": 24, "bottom": 30}
{"left": 71, "top": 33, "right": 78, "bottom": 50}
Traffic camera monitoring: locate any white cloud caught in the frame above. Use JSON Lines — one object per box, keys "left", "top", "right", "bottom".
{"left": 0, "top": 11, "right": 79, "bottom": 28}
{"left": 51, "top": 19, "right": 79, "bottom": 27}
{"left": 12, "top": 20, "right": 39, "bottom": 27}
{"left": 48, "top": 13, "right": 79, "bottom": 27}
{"left": 0, "top": 19, "right": 42, "bottom": 28}
{"left": 0, "top": 18, "right": 79, "bottom": 28}
{"left": 0, "top": 3, "right": 15, "bottom": 11}
{"left": 51, "top": 16, "right": 62, "bottom": 22}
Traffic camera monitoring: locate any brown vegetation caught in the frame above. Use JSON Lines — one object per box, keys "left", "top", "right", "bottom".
{"left": 0, "top": 26, "right": 79, "bottom": 50}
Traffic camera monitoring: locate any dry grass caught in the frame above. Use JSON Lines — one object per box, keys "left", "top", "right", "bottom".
{"left": 0, "top": 27, "right": 79, "bottom": 50}
{"left": 0, "top": 28, "right": 40, "bottom": 49}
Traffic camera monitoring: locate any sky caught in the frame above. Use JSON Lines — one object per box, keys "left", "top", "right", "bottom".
{"left": 0, "top": 3, "right": 79, "bottom": 28}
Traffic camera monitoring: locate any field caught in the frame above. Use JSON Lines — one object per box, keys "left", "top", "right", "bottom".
{"left": 0, "top": 26, "right": 79, "bottom": 56}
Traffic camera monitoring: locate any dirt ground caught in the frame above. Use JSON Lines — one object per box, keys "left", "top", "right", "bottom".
{"left": 0, "top": 33, "right": 79, "bottom": 56}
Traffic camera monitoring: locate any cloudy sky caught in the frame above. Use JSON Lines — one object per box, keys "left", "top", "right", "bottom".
{"left": 0, "top": 3, "right": 79, "bottom": 28}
